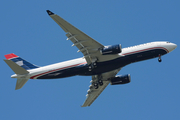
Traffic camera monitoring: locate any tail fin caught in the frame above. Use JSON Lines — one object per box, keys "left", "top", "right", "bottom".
{"left": 4, "top": 59, "right": 29, "bottom": 74}
{"left": 4, "top": 53, "right": 39, "bottom": 70}
{"left": 4, "top": 59, "right": 29, "bottom": 90}
{"left": 4, "top": 53, "right": 37, "bottom": 90}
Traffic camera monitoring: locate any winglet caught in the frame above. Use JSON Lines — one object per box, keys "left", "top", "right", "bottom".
{"left": 46, "top": 10, "right": 54, "bottom": 15}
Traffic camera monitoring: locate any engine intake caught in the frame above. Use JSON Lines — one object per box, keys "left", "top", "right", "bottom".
{"left": 100, "top": 44, "right": 122, "bottom": 55}
{"left": 110, "top": 74, "right": 131, "bottom": 85}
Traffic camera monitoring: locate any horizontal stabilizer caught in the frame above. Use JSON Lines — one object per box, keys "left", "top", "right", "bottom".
{"left": 15, "top": 78, "right": 29, "bottom": 90}
{"left": 4, "top": 59, "right": 29, "bottom": 74}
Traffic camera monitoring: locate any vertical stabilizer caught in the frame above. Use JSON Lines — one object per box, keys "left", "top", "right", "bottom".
{"left": 4, "top": 53, "right": 39, "bottom": 70}
{"left": 4, "top": 59, "right": 29, "bottom": 74}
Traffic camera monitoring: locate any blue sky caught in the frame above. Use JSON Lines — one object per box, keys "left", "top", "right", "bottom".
{"left": 1, "top": 0, "right": 180, "bottom": 119}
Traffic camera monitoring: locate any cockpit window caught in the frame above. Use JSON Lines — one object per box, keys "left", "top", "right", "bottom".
{"left": 167, "top": 42, "right": 170, "bottom": 43}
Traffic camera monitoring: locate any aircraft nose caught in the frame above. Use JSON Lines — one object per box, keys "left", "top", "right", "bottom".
{"left": 174, "top": 43, "right": 177, "bottom": 49}
{"left": 167, "top": 43, "right": 177, "bottom": 52}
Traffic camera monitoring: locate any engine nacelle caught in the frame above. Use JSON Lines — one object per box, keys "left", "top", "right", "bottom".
{"left": 100, "top": 44, "right": 122, "bottom": 55}
{"left": 110, "top": 74, "right": 131, "bottom": 85}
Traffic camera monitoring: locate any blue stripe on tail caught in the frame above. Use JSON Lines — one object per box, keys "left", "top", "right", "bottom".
{"left": 10, "top": 57, "right": 39, "bottom": 70}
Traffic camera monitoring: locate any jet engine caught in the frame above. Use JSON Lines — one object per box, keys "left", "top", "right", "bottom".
{"left": 100, "top": 44, "right": 122, "bottom": 55}
{"left": 110, "top": 74, "right": 131, "bottom": 85}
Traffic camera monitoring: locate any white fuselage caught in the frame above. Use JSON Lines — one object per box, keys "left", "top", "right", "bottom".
{"left": 13, "top": 41, "right": 176, "bottom": 79}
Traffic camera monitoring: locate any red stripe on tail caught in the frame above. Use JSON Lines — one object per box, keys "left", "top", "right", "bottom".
{"left": 5, "top": 53, "right": 18, "bottom": 59}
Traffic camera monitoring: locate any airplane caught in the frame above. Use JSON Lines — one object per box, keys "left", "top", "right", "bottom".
{"left": 4, "top": 10, "right": 177, "bottom": 107}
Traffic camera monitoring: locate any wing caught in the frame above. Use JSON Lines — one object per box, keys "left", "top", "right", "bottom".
{"left": 46, "top": 10, "right": 103, "bottom": 64}
{"left": 46, "top": 10, "right": 119, "bottom": 64}
{"left": 82, "top": 68, "right": 121, "bottom": 107}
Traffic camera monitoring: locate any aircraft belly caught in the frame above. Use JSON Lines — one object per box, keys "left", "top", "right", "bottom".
{"left": 37, "top": 64, "right": 88, "bottom": 79}
{"left": 81, "top": 48, "right": 168, "bottom": 75}
{"left": 126, "top": 48, "right": 167, "bottom": 63}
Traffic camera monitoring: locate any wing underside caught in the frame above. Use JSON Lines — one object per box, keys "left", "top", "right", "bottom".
{"left": 82, "top": 68, "right": 121, "bottom": 107}
{"left": 82, "top": 80, "right": 110, "bottom": 107}
{"left": 47, "top": 10, "right": 104, "bottom": 64}
{"left": 46, "top": 10, "right": 120, "bottom": 64}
